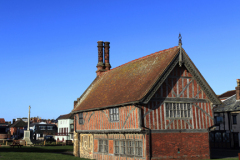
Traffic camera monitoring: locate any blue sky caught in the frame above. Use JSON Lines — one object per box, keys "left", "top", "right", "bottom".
{"left": 0, "top": 0, "right": 239, "bottom": 122}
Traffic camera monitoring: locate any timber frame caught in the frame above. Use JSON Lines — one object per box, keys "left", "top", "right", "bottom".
{"left": 141, "top": 49, "right": 221, "bottom": 105}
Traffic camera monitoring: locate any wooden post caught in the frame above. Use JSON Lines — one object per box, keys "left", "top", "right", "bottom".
{"left": 26, "top": 141, "right": 27, "bottom": 146}
{"left": 44, "top": 140, "right": 46, "bottom": 146}
{"left": 56, "top": 140, "right": 57, "bottom": 145}
{"left": 6, "top": 141, "right": 7, "bottom": 145}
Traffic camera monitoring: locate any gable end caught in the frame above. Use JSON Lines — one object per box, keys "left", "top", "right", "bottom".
{"left": 183, "top": 52, "right": 221, "bottom": 105}
{"left": 141, "top": 50, "right": 221, "bottom": 105}
{"left": 141, "top": 53, "right": 179, "bottom": 104}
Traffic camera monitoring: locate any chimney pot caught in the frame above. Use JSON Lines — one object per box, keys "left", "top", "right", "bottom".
{"left": 236, "top": 79, "right": 240, "bottom": 100}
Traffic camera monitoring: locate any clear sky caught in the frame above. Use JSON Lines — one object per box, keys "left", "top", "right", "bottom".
{"left": 0, "top": 0, "right": 239, "bottom": 122}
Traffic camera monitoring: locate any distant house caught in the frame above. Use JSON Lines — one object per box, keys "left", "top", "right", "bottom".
{"left": 24, "top": 122, "right": 57, "bottom": 140}
{"left": 218, "top": 90, "right": 236, "bottom": 102}
{"left": 55, "top": 113, "right": 74, "bottom": 142}
{"left": 0, "top": 118, "right": 5, "bottom": 124}
{"left": 0, "top": 118, "right": 11, "bottom": 139}
{"left": 72, "top": 40, "right": 221, "bottom": 160}
{"left": 10, "top": 119, "right": 27, "bottom": 139}
{"left": 212, "top": 79, "right": 240, "bottom": 149}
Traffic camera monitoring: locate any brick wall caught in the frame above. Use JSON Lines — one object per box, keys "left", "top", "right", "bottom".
{"left": 147, "top": 132, "right": 210, "bottom": 160}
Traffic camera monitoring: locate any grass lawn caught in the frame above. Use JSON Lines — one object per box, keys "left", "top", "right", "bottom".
{"left": 0, "top": 146, "right": 238, "bottom": 160}
{"left": 194, "top": 158, "right": 238, "bottom": 160}
{"left": 0, "top": 146, "right": 90, "bottom": 160}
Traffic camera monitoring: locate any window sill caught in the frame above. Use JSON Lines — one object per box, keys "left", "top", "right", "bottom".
{"left": 109, "top": 120, "right": 119, "bottom": 122}
{"left": 166, "top": 117, "right": 192, "bottom": 120}
{"left": 114, "top": 154, "right": 142, "bottom": 157}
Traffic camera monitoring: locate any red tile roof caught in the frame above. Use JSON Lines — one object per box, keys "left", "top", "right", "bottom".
{"left": 0, "top": 118, "right": 5, "bottom": 123}
{"left": 58, "top": 113, "right": 74, "bottom": 120}
{"left": 218, "top": 90, "right": 236, "bottom": 99}
{"left": 72, "top": 46, "right": 180, "bottom": 112}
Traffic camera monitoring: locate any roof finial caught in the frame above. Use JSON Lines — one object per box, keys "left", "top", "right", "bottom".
{"left": 178, "top": 33, "right": 182, "bottom": 47}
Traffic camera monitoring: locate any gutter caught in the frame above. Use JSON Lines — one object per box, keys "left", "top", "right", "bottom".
{"left": 71, "top": 101, "right": 140, "bottom": 114}
{"left": 142, "top": 126, "right": 151, "bottom": 160}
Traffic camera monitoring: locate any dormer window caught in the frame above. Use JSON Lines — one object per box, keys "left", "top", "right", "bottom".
{"left": 109, "top": 108, "right": 119, "bottom": 122}
{"left": 79, "top": 113, "right": 83, "bottom": 124}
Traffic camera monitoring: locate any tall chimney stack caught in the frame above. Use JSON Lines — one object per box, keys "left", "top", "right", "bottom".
{"left": 104, "top": 42, "right": 111, "bottom": 71}
{"left": 236, "top": 79, "right": 240, "bottom": 100}
{"left": 96, "top": 41, "right": 105, "bottom": 76}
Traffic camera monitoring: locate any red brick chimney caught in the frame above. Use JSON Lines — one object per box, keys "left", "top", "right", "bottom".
{"left": 236, "top": 79, "right": 240, "bottom": 100}
{"left": 96, "top": 41, "right": 105, "bottom": 76}
{"left": 104, "top": 41, "right": 111, "bottom": 71}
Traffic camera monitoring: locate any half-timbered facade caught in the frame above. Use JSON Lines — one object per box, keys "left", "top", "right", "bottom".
{"left": 211, "top": 79, "right": 240, "bottom": 149}
{"left": 72, "top": 37, "right": 221, "bottom": 160}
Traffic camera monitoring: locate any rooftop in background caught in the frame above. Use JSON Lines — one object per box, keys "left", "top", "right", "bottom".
{"left": 0, "top": 118, "right": 5, "bottom": 123}
{"left": 57, "top": 113, "right": 74, "bottom": 120}
{"left": 10, "top": 119, "right": 27, "bottom": 128}
{"left": 218, "top": 90, "right": 236, "bottom": 101}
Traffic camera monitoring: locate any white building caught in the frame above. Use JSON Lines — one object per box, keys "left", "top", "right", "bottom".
{"left": 55, "top": 113, "right": 74, "bottom": 142}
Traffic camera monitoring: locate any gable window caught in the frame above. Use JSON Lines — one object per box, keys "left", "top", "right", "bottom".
{"left": 109, "top": 108, "right": 119, "bottom": 122}
{"left": 79, "top": 113, "right": 83, "bottom": 124}
{"left": 99, "top": 139, "right": 108, "bottom": 153}
{"left": 166, "top": 103, "right": 191, "bottom": 118}
{"left": 233, "top": 115, "right": 237, "bottom": 124}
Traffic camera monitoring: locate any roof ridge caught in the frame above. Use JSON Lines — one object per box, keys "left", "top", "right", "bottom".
{"left": 100, "top": 46, "right": 178, "bottom": 76}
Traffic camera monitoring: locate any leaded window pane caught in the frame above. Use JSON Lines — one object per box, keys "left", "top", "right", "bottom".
{"left": 184, "top": 110, "right": 187, "bottom": 117}
{"left": 99, "top": 140, "right": 108, "bottom": 153}
{"left": 109, "top": 108, "right": 119, "bottom": 122}
{"left": 121, "top": 141, "right": 126, "bottom": 154}
{"left": 127, "top": 141, "right": 134, "bottom": 155}
{"left": 79, "top": 112, "right": 83, "bottom": 124}
{"left": 166, "top": 104, "right": 169, "bottom": 117}
{"left": 166, "top": 103, "right": 191, "bottom": 118}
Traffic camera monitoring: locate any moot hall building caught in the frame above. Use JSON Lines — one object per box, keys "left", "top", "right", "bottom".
{"left": 71, "top": 36, "right": 221, "bottom": 160}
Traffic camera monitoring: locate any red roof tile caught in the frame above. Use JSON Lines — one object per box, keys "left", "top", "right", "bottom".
{"left": 0, "top": 118, "right": 5, "bottom": 123}
{"left": 218, "top": 90, "right": 236, "bottom": 99}
{"left": 72, "top": 46, "right": 180, "bottom": 112}
{"left": 58, "top": 113, "right": 74, "bottom": 120}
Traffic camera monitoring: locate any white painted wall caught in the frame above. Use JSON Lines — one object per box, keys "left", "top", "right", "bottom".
{"left": 55, "top": 118, "right": 74, "bottom": 141}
